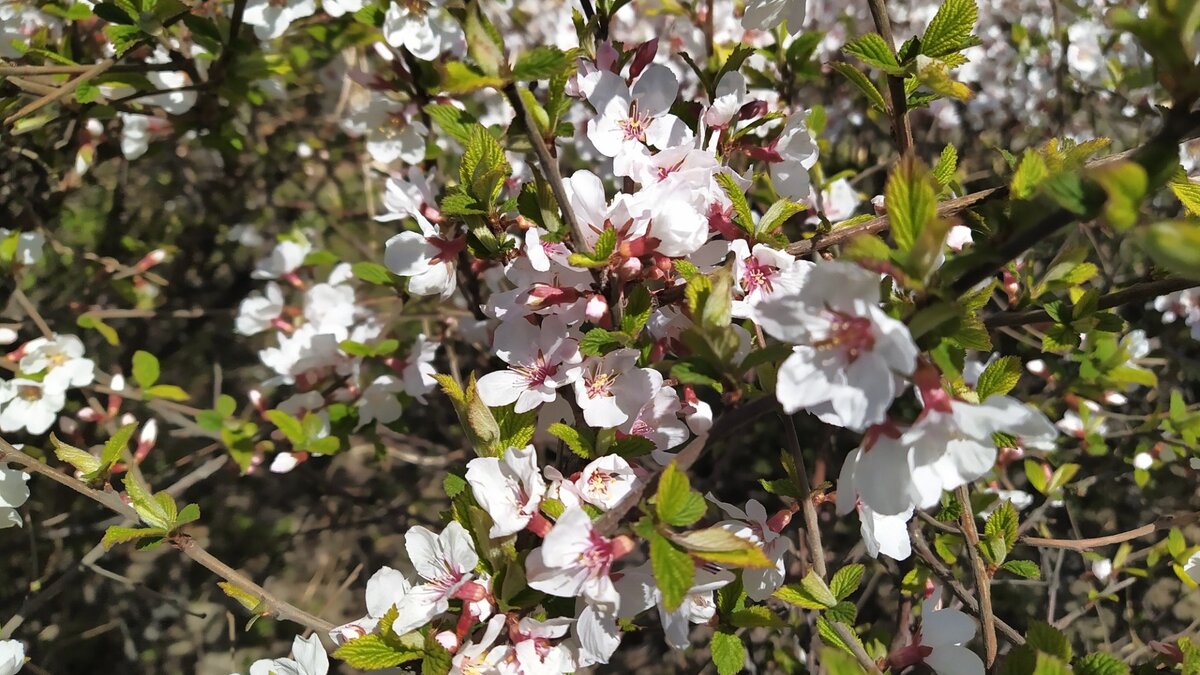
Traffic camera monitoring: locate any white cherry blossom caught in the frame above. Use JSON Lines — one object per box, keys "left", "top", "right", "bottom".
{"left": 575, "top": 455, "right": 638, "bottom": 511}
{"left": 888, "top": 589, "right": 984, "bottom": 675}
{"left": 235, "top": 282, "right": 285, "bottom": 336}
{"left": 466, "top": 445, "right": 547, "bottom": 537}
{"left": 392, "top": 521, "right": 481, "bottom": 635}
{"left": 243, "top": 0, "right": 316, "bottom": 40}
{"left": 708, "top": 495, "right": 789, "bottom": 600}
{"left": 526, "top": 507, "right": 625, "bottom": 609}
{"left": 583, "top": 65, "right": 690, "bottom": 164}
{"left": 1, "top": 461, "right": 31, "bottom": 529}
{"left": 0, "top": 378, "right": 66, "bottom": 435}
{"left": 330, "top": 566, "right": 414, "bottom": 643}
{"left": 0, "top": 639, "right": 24, "bottom": 675}
{"left": 476, "top": 316, "right": 583, "bottom": 413}
{"left": 18, "top": 334, "right": 95, "bottom": 388}
{"left": 384, "top": 217, "right": 460, "bottom": 299}
{"left": 616, "top": 563, "right": 733, "bottom": 650}
{"left": 758, "top": 261, "right": 918, "bottom": 431}
{"left": 382, "top": 0, "right": 465, "bottom": 61}
{"left": 572, "top": 349, "right": 659, "bottom": 428}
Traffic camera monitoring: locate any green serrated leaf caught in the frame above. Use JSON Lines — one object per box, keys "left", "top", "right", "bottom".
{"left": 547, "top": 422, "right": 594, "bottom": 459}
{"left": 333, "top": 634, "right": 422, "bottom": 670}
{"left": 829, "top": 564, "right": 866, "bottom": 601}
{"left": 976, "top": 356, "right": 1021, "bottom": 399}
{"left": 843, "top": 33, "right": 904, "bottom": 74}
{"left": 650, "top": 531, "right": 695, "bottom": 611}
{"left": 52, "top": 435, "right": 102, "bottom": 476}
{"left": 656, "top": 462, "right": 707, "bottom": 527}
{"left": 886, "top": 155, "right": 938, "bottom": 252}
{"left": 711, "top": 630, "right": 745, "bottom": 675}
{"left": 921, "top": 0, "right": 980, "bottom": 57}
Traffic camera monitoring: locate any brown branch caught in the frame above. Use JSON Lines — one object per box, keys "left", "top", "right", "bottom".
{"left": 864, "top": 0, "right": 912, "bottom": 154}
{"left": 0, "top": 439, "right": 335, "bottom": 634}
{"left": 1021, "top": 512, "right": 1200, "bottom": 551}
{"left": 910, "top": 526, "right": 1025, "bottom": 645}
{"left": 785, "top": 188, "right": 1002, "bottom": 257}
{"left": 783, "top": 414, "right": 826, "bottom": 579}
{"left": 782, "top": 416, "right": 883, "bottom": 674}
{"left": 503, "top": 84, "right": 590, "bottom": 252}
{"left": 955, "top": 485, "right": 998, "bottom": 666}
{"left": 0, "top": 63, "right": 180, "bottom": 76}
{"left": 984, "top": 277, "right": 1200, "bottom": 327}
{"left": 4, "top": 58, "right": 115, "bottom": 127}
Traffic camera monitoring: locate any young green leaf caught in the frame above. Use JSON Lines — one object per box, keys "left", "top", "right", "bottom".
{"left": 710, "top": 630, "right": 746, "bottom": 675}
{"left": 921, "top": 0, "right": 980, "bottom": 57}
{"left": 656, "top": 462, "right": 707, "bottom": 527}
{"left": 885, "top": 155, "right": 938, "bottom": 252}
{"left": 132, "top": 350, "right": 160, "bottom": 389}
{"left": 975, "top": 355, "right": 1021, "bottom": 399}
{"left": 649, "top": 530, "right": 695, "bottom": 611}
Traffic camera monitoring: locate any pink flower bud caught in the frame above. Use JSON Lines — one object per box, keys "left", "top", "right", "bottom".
{"left": 585, "top": 294, "right": 610, "bottom": 324}
{"left": 611, "top": 535, "right": 637, "bottom": 560}
{"left": 453, "top": 581, "right": 488, "bottom": 603}
{"left": 135, "top": 249, "right": 167, "bottom": 271}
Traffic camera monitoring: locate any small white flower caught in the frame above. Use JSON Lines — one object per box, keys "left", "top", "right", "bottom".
{"left": 235, "top": 283, "right": 285, "bottom": 336}
{"left": 19, "top": 334, "right": 95, "bottom": 388}
{"left": 912, "top": 590, "right": 985, "bottom": 675}
{"left": 768, "top": 114, "right": 819, "bottom": 202}
{"left": 759, "top": 261, "right": 918, "bottom": 432}
{"left": 392, "top": 522, "right": 481, "bottom": 635}
{"left": 742, "top": 0, "right": 806, "bottom": 34}
{"left": 583, "top": 65, "right": 690, "bottom": 162}
{"left": 401, "top": 334, "right": 439, "bottom": 401}
{"left": 357, "top": 375, "right": 404, "bottom": 429}
{"left": 466, "top": 445, "right": 547, "bottom": 537}
{"left": 1092, "top": 558, "right": 1113, "bottom": 583}
{"left": 526, "top": 507, "right": 623, "bottom": 609}
{"left": 450, "top": 615, "right": 510, "bottom": 675}
{"left": 384, "top": 218, "right": 460, "bottom": 299}
{"left": 707, "top": 495, "right": 788, "bottom": 601}
{"left": 253, "top": 240, "right": 311, "bottom": 280}
{"left": 477, "top": 316, "right": 583, "bottom": 413}
{"left": 0, "top": 639, "right": 24, "bottom": 675}
{"left": 572, "top": 349, "right": 659, "bottom": 428}
{"left": 330, "top": 566, "right": 414, "bottom": 643}
{"left": 249, "top": 633, "right": 328, "bottom": 675}
{"left": 382, "top": 0, "right": 465, "bottom": 61}
{"left": 0, "top": 378, "right": 66, "bottom": 435}
{"left": 616, "top": 563, "right": 733, "bottom": 650}
{"left": 575, "top": 454, "right": 638, "bottom": 511}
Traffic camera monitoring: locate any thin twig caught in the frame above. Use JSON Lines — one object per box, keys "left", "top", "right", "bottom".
{"left": 955, "top": 485, "right": 998, "bottom": 666}
{"left": 10, "top": 288, "right": 54, "bottom": 338}
{"left": 503, "top": 84, "right": 590, "bottom": 251}
{"left": 864, "top": 0, "right": 912, "bottom": 154}
{"left": 0, "top": 439, "right": 335, "bottom": 634}
{"left": 984, "top": 277, "right": 1200, "bottom": 327}
{"left": 783, "top": 414, "right": 826, "bottom": 579}
{"left": 782, "top": 416, "right": 882, "bottom": 674}
{"left": 911, "top": 527, "right": 1025, "bottom": 645}
{"left": 4, "top": 58, "right": 115, "bottom": 127}
{"left": 1022, "top": 512, "right": 1200, "bottom": 551}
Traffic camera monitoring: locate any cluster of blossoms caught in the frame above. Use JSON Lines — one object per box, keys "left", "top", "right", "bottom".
{"left": 233, "top": 235, "right": 441, "bottom": 472}
{"left": 0, "top": 332, "right": 96, "bottom": 436}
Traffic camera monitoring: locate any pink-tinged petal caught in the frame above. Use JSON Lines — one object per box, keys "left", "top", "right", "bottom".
{"left": 586, "top": 117, "right": 627, "bottom": 158}
{"left": 391, "top": 583, "right": 451, "bottom": 635}
{"left": 404, "top": 526, "right": 445, "bottom": 582}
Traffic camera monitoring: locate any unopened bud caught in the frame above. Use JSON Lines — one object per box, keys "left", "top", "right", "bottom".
{"left": 611, "top": 535, "right": 637, "bottom": 560}
{"left": 766, "top": 507, "right": 795, "bottom": 533}
{"left": 585, "top": 294, "right": 610, "bottom": 325}
{"left": 135, "top": 249, "right": 167, "bottom": 272}
{"left": 77, "top": 407, "right": 101, "bottom": 423}
{"left": 737, "top": 100, "right": 768, "bottom": 121}
{"left": 526, "top": 511, "right": 553, "bottom": 537}
{"left": 120, "top": 412, "right": 136, "bottom": 426}
{"left": 628, "top": 38, "right": 659, "bottom": 79}
{"left": 110, "top": 373, "right": 126, "bottom": 392}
